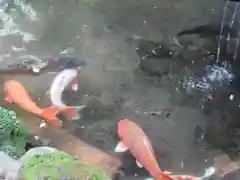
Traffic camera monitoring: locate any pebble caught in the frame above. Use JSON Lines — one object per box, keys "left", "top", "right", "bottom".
{"left": 181, "top": 161, "right": 184, "bottom": 168}
{"left": 32, "top": 67, "right": 40, "bottom": 73}
{"left": 34, "top": 136, "right": 40, "bottom": 140}
{"left": 60, "top": 47, "right": 74, "bottom": 54}
{"left": 39, "top": 122, "right": 47, "bottom": 128}
{"left": 229, "top": 94, "right": 234, "bottom": 100}
{"left": 144, "top": 111, "right": 163, "bottom": 116}
{"left": 83, "top": 24, "right": 88, "bottom": 32}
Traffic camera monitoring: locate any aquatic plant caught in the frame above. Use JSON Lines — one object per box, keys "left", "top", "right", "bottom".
{"left": 19, "top": 150, "right": 108, "bottom": 180}
{"left": 0, "top": 107, "right": 28, "bottom": 159}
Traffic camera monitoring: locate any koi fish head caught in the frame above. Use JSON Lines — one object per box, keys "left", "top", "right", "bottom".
{"left": 117, "top": 119, "right": 129, "bottom": 139}
{"left": 71, "top": 78, "right": 78, "bottom": 91}
{"left": 4, "top": 80, "right": 18, "bottom": 93}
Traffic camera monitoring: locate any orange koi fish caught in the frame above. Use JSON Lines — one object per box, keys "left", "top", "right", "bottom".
{"left": 4, "top": 80, "right": 75, "bottom": 127}
{"left": 115, "top": 119, "right": 174, "bottom": 180}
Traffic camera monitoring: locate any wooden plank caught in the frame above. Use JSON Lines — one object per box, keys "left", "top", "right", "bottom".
{"left": 21, "top": 115, "right": 122, "bottom": 178}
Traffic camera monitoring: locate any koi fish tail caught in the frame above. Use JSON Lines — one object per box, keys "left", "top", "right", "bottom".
{"left": 41, "top": 107, "right": 62, "bottom": 127}
{"left": 59, "top": 105, "right": 86, "bottom": 120}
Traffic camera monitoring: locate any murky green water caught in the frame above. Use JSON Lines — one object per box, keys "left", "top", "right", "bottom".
{"left": 0, "top": 0, "right": 234, "bottom": 179}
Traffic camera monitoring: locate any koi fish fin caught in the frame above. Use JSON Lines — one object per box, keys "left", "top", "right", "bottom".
{"left": 4, "top": 95, "right": 12, "bottom": 103}
{"left": 114, "top": 141, "right": 128, "bottom": 153}
{"left": 41, "top": 107, "right": 62, "bottom": 127}
{"left": 136, "top": 161, "right": 143, "bottom": 168}
{"left": 71, "top": 78, "right": 78, "bottom": 92}
{"left": 59, "top": 106, "right": 85, "bottom": 120}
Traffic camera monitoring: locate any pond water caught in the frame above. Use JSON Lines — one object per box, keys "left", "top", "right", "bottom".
{"left": 0, "top": 0, "right": 239, "bottom": 179}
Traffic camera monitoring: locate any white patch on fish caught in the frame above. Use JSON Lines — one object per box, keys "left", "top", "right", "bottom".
{"left": 195, "top": 167, "right": 215, "bottom": 180}
{"left": 114, "top": 141, "right": 128, "bottom": 153}
{"left": 50, "top": 69, "right": 85, "bottom": 119}
{"left": 136, "top": 160, "right": 143, "bottom": 168}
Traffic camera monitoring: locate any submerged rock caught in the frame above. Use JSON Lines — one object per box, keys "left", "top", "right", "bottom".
{"left": 136, "top": 39, "right": 173, "bottom": 80}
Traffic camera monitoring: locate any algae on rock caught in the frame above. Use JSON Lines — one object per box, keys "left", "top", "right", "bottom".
{"left": 0, "top": 107, "right": 28, "bottom": 159}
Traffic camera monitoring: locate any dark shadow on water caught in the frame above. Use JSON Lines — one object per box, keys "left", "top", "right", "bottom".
{"left": 118, "top": 151, "right": 150, "bottom": 179}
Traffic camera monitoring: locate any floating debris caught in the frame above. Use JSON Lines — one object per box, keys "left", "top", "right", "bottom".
{"left": 181, "top": 161, "right": 184, "bottom": 168}
{"left": 194, "top": 125, "right": 205, "bottom": 144}
{"left": 60, "top": 47, "right": 74, "bottom": 55}
{"left": 11, "top": 45, "right": 25, "bottom": 52}
{"left": 48, "top": 6, "right": 53, "bottom": 14}
{"left": 82, "top": 24, "right": 88, "bottom": 33}
{"left": 103, "top": 24, "right": 122, "bottom": 33}
{"left": 143, "top": 109, "right": 172, "bottom": 118}
{"left": 229, "top": 94, "right": 234, "bottom": 100}
{"left": 144, "top": 111, "right": 162, "bottom": 116}
{"left": 206, "top": 94, "right": 214, "bottom": 101}
{"left": 33, "top": 136, "right": 39, "bottom": 140}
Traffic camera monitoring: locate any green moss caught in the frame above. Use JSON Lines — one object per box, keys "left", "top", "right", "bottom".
{"left": 19, "top": 151, "right": 108, "bottom": 180}
{"left": 0, "top": 107, "right": 28, "bottom": 159}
